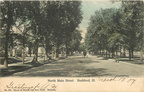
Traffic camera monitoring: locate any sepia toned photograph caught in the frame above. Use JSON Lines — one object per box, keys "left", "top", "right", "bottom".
{"left": 0, "top": 0, "right": 144, "bottom": 77}
{"left": 0, "top": 0, "right": 144, "bottom": 92}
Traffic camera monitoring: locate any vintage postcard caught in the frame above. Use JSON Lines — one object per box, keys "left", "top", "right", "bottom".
{"left": 0, "top": 0, "right": 144, "bottom": 92}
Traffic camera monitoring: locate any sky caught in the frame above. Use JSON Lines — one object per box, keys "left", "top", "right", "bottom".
{"left": 79, "top": 0, "right": 122, "bottom": 42}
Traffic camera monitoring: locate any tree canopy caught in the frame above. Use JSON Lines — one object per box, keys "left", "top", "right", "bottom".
{"left": 85, "top": 1, "right": 144, "bottom": 61}
{"left": 0, "top": 1, "right": 83, "bottom": 68}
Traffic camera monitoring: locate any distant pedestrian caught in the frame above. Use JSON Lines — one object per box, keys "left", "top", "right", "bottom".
{"left": 115, "top": 55, "right": 120, "bottom": 63}
{"left": 83, "top": 51, "right": 87, "bottom": 58}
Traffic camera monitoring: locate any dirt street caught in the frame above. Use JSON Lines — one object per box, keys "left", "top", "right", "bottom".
{"left": 11, "top": 55, "right": 144, "bottom": 77}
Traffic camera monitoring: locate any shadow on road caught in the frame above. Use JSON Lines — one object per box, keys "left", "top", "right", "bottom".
{"left": 0, "top": 59, "right": 57, "bottom": 77}
{"left": 0, "top": 58, "right": 22, "bottom": 65}
{"left": 9, "top": 57, "right": 110, "bottom": 77}
{"left": 82, "top": 68, "right": 111, "bottom": 77}
{"left": 0, "top": 63, "right": 42, "bottom": 77}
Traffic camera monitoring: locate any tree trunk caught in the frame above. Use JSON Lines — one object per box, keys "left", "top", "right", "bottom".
{"left": 61, "top": 48, "right": 64, "bottom": 57}
{"left": 45, "top": 46, "right": 52, "bottom": 60}
{"left": 45, "top": 47, "right": 48, "bottom": 59}
{"left": 4, "top": 22, "right": 11, "bottom": 68}
{"left": 4, "top": 2, "right": 13, "bottom": 68}
{"left": 120, "top": 46, "right": 122, "bottom": 57}
{"left": 100, "top": 50, "right": 102, "bottom": 55}
{"left": 106, "top": 50, "right": 107, "bottom": 57}
{"left": 103, "top": 50, "right": 105, "bottom": 56}
{"left": 108, "top": 51, "right": 111, "bottom": 58}
{"left": 129, "top": 49, "right": 131, "bottom": 60}
{"left": 112, "top": 52, "right": 114, "bottom": 58}
{"left": 32, "top": 39, "right": 39, "bottom": 63}
{"left": 22, "top": 35, "right": 25, "bottom": 64}
{"left": 102, "top": 50, "right": 104, "bottom": 56}
{"left": 140, "top": 31, "right": 144, "bottom": 62}
{"left": 65, "top": 44, "right": 68, "bottom": 58}
{"left": 44, "top": 37, "right": 50, "bottom": 60}
{"left": 4, "top": 30, "right": 9, "bottom": 68}
{"left": 123, "top": 47, "right": 126, "bottom": 58}
{"left": 140, "top": 49, "right": 143, "bottom": 62}
{"left": 112, "top": 48, "right": 115, "bottom": 58}
{"left": 28, "top": 46, "right": 32, "bottom": 57}
{"left": 32, "top": 50, "right": 38, "bottom": 63}
{"left": 22, "top": 47, "right": 25, "bottom": 64}
{"left": 56, "top": 46, "right": 59, "bottom": 58}
{"left": 10, "top": 47, "right": 13, "bottom": 57}
{"left": 140, "top": 38, "right": 143, "bottom": 62}
{"left": 116, "top": 48, "right": 118, "bottom": 57}
{"left": 52, "top": 46, "right": 56, "bottom": 58}
{"left": 131, "top": 48, "right": 134, "bottom": 58}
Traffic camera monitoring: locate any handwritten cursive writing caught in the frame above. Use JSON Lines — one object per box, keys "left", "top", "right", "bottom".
{"left": 98, "top": 76, "right": 136, "bottom": 86}
{"left": 6, "top": 81, "right": 58, "bottom": 91}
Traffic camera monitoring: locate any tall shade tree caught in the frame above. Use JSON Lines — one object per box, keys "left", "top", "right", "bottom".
{"left": 0, "top": 1, "right": 83, "bottom": 67}
{"left": 85, "top": 1, "right": 144, "bottom": 61}
{"left": 0, "top": 1, "right": 15, "bottom": 68}
{"left": 42, "top": 1, "right": 83, "bottom": 58}
{"left": 121, "top": 1, "right": 144, "bottom": 60}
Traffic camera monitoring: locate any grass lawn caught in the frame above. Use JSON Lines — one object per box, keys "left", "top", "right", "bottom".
{"left": 117, "top": 57, "right": 144, "bottom": 65}
{"left": 121, "top": 60, "right": 144, "bottom": 65}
